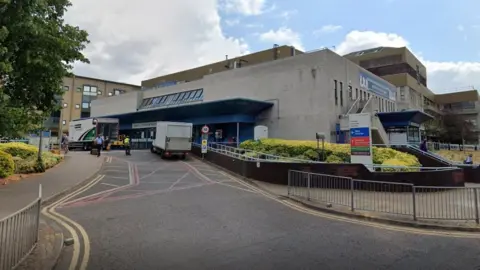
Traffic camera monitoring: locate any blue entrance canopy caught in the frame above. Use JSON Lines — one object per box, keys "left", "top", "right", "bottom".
{"left": 90, "top": 98, "right": 274, "bottom": 125}
{"left": 377, "top": 110, "right": 434, "bottom": 128}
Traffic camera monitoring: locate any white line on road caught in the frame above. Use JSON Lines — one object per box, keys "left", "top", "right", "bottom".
{"left": 168, "top": 173, "right": 190, "bottom": 190}
{"left": 101, "top": 183, "right": 120, "bottom": 187}
{"left": 138, "top": 166, "right": 167, "bottom": 180}
{"left": 104, "top": 176, "right": 130, "bottom": 180}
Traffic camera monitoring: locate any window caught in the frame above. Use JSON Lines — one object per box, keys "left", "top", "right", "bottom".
{"left": 194, "top": 89, "right": 203, "bottom": 99}
{"left": 339, "top": 82, "right": 343, "bottom": 106}
{"left": 81, "top": 112, "right": 90, "bottom": 118}
{"left": 178, "top": 92, "right": 186, "bottom": 101}
{"left": 63, "top": 103, "right": 68, "bottom": 107}
{"left": 63, "top": 86, "right": 69, "bottom": 91}
{"left": 62, "top": 120, "right": 66, "bottom": 125}
{"left": 334, "top": 80, "right": 338, "bottom": 105}
{"left": 184, "top": 91, "right": 192, "bottom": 100}
{"left": 82, "top": 102, "right": 89, "bottom": 109}
{"left": 108, "top": 92, "right": 113, "bottom": 96}
{"left": 355, "top": 88, "right": 359, "bottom": 100}
{"left": 75, "top": 104, "right": 80, "bottom": 109}
{"left": 348, "top": 85, "right": 352, "bottom": 99}
{"left": 114, "top": 89, "right": 125, "bottom": 95}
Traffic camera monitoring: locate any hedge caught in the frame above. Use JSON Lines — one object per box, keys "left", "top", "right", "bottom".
{"left": 0, "top": 142, "right": 63, "bottom": 178}
{"left": 239, "top": 139, "right": 421, "bottom": 168}
{"left": 0, "top": 150, "right": 15, "bottom": 178}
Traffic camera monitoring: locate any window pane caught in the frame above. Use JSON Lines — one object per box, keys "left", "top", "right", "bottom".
{"left": 178, "top": 92, "right": 186, "bottom": 101}
{"left": 90, "top": 86, "right": 98, "bottom": 93}
{"left": 195, "top": 89, "right": 203, "bottom": 98}
{"left": 82, "top": 102, "right": 89, "bottom": 108}
{"left": 83, "top": 85, "right": 90, "bottom": 92}
{"left": 63, "top": 86, "right": 69, "bottom": 91}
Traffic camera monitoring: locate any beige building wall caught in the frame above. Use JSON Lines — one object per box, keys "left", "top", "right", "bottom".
{"left": 58, "top": 75, "right": 140, "bottom": 133}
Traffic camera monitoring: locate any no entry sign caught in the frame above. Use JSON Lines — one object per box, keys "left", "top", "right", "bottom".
{"left": 201, "top": 125, "right": 209, "bottom": 134}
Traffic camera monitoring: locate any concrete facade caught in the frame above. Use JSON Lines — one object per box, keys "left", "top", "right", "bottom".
{"left": 92, "top": 49, "right": 396, "bottom": 142}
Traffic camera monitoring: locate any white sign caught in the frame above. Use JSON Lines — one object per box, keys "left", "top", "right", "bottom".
{"left": 349, "top": 113, "right": 373, "bottom": 168}
{"left": 201, "top": 125, "right": 209, "bottom": 134}
{"left": 132, "top": 122, "right": 156, "bottom": 129}
{"left": 201, "top": 139, "right": 208, "bottom": 154}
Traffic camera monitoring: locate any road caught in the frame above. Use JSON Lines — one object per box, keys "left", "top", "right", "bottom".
{"left": 51, "top": 150, "right": 480, "bottom": 270}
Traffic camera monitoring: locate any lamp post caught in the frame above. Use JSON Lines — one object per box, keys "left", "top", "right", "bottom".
{"left": 316, "top": 132, "right": 326, "bottom": 161}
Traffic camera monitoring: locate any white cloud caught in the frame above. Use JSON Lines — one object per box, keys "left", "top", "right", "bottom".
{"left": 65, "top": 0, "right": 249, "bottom": 85}
{"left": 225, "top": 19, "right": 240, "bottom": 26}
{"left": 259, "top": 27, "right": 304, "bottom": 51}
{"left": 334, "top": 30, "right": 480, "bottom": 93}
{"left": 279, "top": 10, "right": 298, "bottom": 21}
{"left": 221, "top": 0, "right": 269, "bottom": 16}
{"left": 313, "top": 25, "right": 342, "bottom": 36}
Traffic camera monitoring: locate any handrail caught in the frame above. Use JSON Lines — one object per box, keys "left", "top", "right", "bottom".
{"left": 346, "top": 97, "right": 361, "bottom": 115}
{"left": 371, "top": 115, "right": 389, "bottom": 146}
{"left": 406, "top": 144, "right": 456, "bottom": 165}
{"left": 197, "top": 142, "right": 457, "bottom": 171}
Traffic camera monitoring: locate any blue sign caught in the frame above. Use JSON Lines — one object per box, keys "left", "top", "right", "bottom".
{"left": 350, "top": 127, "right": 369, "bottom": 137}
{"left": 359, "top": 72, "right": 396, "bottom": 101}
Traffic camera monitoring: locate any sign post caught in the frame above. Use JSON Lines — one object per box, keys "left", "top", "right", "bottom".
{"left": 349, "top": 113, "right": 373, "bottom": 169}
{"left": 201, "top": 125, "right": 209, "bottom": 157}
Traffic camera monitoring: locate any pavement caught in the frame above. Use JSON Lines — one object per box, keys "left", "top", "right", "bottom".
{"left": 0, "top": 151, "right": 104, "bottom": 270}
{"left": 0, "top": 151, "right": 104, "bottom": 219}
{"left": 48, "top": 150, "right": 480, "bottom": 270}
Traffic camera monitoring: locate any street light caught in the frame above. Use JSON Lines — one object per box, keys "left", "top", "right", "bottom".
{"left": 316, "top": 132, "right": 326, "bottom": 161}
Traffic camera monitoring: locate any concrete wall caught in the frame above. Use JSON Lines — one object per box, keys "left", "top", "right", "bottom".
{"left": 90, "top": 49, "right": 397, "bottom": 142}
{"left": 91, "top": 91, "right": 142, "bottom": 117}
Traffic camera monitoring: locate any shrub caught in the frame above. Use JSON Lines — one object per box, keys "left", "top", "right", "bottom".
{"left": 0, "top": 150, "right": 15, "bottom": 178}
{"left": 13, "top": 152, "right": 63, "bottom": 174}
{"left": 240, "top": 138, "right": 421, "bottom": 167}
{"left": 381, "top": 158, "right": 419, "bottom": 172}
{"left": 326, "top": 155, "right": 343, "bottom": 163}
{"left": 0, "top": 142, "right": 38, "bottom": 159}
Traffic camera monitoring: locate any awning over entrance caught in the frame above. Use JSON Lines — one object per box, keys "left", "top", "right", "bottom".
{"left": 377, "top": 110, "right": 434, "bottom": 128}
{"left": 92, "top": 98, "right": 274, "bottom": 126}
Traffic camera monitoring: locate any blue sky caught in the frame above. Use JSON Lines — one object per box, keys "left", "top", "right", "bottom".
{"left": 220, "top": 0, "right": 479, "bottom": 62}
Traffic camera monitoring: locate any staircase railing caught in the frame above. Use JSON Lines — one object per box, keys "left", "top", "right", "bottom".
{"left": 346, "top": 97, "right": 361, "bottom": 115}
{"left": 407, "top": 144, "right": 456, "bottom": 165}
{"left": 371, "top": 115, "right": 389, "bottom": 146}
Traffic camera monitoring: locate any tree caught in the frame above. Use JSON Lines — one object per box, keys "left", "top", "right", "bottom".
{"left": 1, "top": 0, "right": 90, "bottom": 170}
{"left": 0, "top": 0, "right": 89, "bottom": 125}
{"left": 438, "top": 112, "right": 478, "bottom": 144}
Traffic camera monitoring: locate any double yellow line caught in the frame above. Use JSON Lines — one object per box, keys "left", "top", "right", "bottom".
{"left": 42, "top": 174, "right": 105, "bottom": 270}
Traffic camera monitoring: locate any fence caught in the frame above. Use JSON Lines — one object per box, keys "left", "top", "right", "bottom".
{"left": 288, "top": 170, "right": 480, "bottom": 223}
{"left": 0, "top": 185, "right": 42, "bottom": 270}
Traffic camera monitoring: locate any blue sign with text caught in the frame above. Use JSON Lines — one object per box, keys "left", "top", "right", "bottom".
{"left": 350, "top": 127, "right": 369, "bottom": 137}
{"left": 359, "top": 72, "right": 396, "bottom": 101}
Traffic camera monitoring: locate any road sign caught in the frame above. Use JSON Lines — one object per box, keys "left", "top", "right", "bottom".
{"left": 201, "top": 125, "right": 209, "bottom": 134}
{"left": 201, "top": 139, "right": 208, "bottom": 154}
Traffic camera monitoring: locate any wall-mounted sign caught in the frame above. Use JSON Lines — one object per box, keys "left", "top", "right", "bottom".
{"left": 132, "top": 122, "right": 157, "bottom": 129}
{"left": 349, "top": 113, "right": 372, "bottom": 167}
{"left": 359, "top": 72, "right": 396, "bottom": 101}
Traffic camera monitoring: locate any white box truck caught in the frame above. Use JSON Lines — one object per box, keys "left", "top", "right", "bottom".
{"left": 151, "top": 121, "right": 193, "bottom": 159}
{"left": 68, "top": 118, "right": 119, "bottom": 151}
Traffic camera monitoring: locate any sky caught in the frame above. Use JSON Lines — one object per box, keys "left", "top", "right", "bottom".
{"left": 65, "top": 0, "right": 480, "bottom": 94}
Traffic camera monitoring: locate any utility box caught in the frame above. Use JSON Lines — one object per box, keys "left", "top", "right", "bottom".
{"left": 254, "top": 125, "right": 268, "bottom": 141}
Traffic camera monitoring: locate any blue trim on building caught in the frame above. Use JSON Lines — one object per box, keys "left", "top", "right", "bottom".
{"left": 377, "top": 110, "right": 433, "bottom": 128}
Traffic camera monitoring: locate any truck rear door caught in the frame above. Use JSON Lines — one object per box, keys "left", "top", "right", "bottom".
{"left": 166, "top": 124, "right": 192, "bottom": 151}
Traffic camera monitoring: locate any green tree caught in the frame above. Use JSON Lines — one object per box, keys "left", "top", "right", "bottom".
{"left": 1, "top": 0, "right": 90, "bottom": 170}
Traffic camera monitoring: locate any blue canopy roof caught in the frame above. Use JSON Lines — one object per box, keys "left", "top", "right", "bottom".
{"left": 90, "top": 98, "right": 274, "bottom": 125}
{"left": 377, "top": 110, "right": 434, "bottom": 128}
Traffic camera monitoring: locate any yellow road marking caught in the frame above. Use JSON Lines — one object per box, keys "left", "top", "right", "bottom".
{"left": 215, "top": 170, "right": 480, "bottom": 239}
{"left": 42, "top": 174, "right": 105, "bottom": 270}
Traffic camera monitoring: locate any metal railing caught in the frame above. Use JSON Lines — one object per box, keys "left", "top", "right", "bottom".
{"left": 199, "top": 142, "right": 456, "bottom": 171}
{"left": 0, "top": 185, "right": 42, "bottom": 270}
{"left": 288, "top": 170, "right": 480, "bottom": 223}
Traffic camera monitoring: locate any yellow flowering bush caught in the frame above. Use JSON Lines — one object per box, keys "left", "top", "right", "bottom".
{"left": 0, "top": 142, "right": 38, "bottom": 159}
{"left": 240, "top": 138, "right": 420, "bottom": 167}
{"left": 381, "top": 159, "right": 419, "bottom": 172}
{"left": 0, "top": 150, "right": 15, "bottom": 178}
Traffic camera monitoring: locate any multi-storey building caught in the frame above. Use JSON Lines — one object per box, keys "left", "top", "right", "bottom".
{"left": 45, "top": 75, "right": 141, "bottom": 135}
{"left": 344, "top": 46, "right": 479, "bottom": 142}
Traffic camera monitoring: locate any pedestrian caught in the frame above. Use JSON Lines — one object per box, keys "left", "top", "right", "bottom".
{"left": 420, "top": 139, "right": 428, "bottom": 152}
{"left": 464, "top": 154, "right": 473, "bottom": 165}
{"left": 124, "top": 135, "right": 131, "bottom": 156}
{"left": 95, "top": 134, "right": 103, "bottom": 157}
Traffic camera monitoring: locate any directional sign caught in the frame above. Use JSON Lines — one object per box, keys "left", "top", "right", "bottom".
{"left": 201, "top": 125, "right": 209, "bottom": 134}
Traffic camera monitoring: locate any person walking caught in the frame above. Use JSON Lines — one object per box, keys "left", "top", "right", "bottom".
{"left": 124, "top": 135, "right": 131, "bottom": 156}
{"left": 95, "top": 135, "right": 104, "bottom": 157}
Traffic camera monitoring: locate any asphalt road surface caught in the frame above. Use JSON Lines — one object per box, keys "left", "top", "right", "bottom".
{"left": 53, "top": 150, "right": 480, "bottom": 270}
